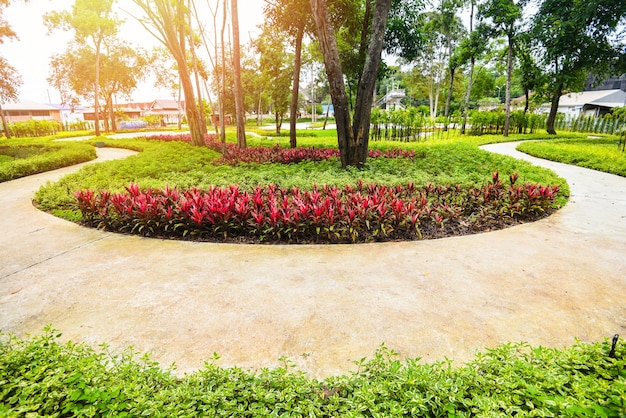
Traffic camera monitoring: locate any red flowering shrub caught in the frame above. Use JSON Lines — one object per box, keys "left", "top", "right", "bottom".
{"left": 74, "top": 174, "right": 560, "bottom": 244}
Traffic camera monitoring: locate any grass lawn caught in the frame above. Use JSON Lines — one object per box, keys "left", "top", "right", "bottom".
{"left": 0, "top": 137, "right": 96, "bottom": 182}
{"left": 517, "top": 135, "right": 626, "bottom": 177}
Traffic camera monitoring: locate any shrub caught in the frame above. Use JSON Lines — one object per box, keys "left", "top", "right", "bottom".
{"left": 73, "top": 173, "right": 560, "bottom": 244}
{"left": 0, "top": 329, "right": 624, "bottom": 416}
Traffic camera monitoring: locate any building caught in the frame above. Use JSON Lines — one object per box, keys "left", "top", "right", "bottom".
{"left": 0, "top": 100, "right": 62, "bottom": 123}
{"left": 142, "top": 99, "right": 185, "bottom": 125}
{"left": 538, "top": 89, "right": 626, "bottom": 118}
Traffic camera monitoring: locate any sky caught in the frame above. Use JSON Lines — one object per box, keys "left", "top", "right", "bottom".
{"left": 2, "top": 0, "right": 265, "bottom": 104}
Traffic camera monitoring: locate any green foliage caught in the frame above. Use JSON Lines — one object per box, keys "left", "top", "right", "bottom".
{"left": 1, "top": 329, "right": 624, "bottom": 416}
{"left": 33, "top": 135, "right": 568, "bottom": 217}
{"left": 469, "top": 111, "right": 546, "bottom": 136}
{"left": 6, "top": 119, "right": 62, "bottom": 138}
{"left": 0, "top": 139, "right": 96, "bottom": 182}
{"left": 518, "top": 136, "right": 626, "bottom": 177}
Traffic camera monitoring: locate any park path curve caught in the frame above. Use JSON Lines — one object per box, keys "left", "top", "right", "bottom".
{"left": 1, "top": 141, "right": 625, "bottom": 378}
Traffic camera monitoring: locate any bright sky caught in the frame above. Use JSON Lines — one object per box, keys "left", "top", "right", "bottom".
{"left": 2, "top": 0, "right": 265, "bottom": 103}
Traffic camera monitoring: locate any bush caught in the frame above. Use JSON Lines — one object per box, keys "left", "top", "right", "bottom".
{"left": 1, "top": 329, "right": 624, "bottom": 416}
{"left": 73, "top": 173, "right": 560, "bottom": 244}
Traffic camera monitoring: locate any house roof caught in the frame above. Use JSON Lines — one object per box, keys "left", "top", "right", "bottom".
{"left": 559, "top": 89, "right": 626, "bottom": 108}
{"left": 151, "top": 99, "right": 183, "bottom": 110}
{"left": 2, "top": 100, "right": 59, "bottom": 111}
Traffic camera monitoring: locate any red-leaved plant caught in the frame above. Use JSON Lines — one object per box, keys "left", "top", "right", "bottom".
{"left": 74, "top": 174, "right": 560, "bottom": 244}
{"left": 144, "top": 134, "right": 415, "bottom": 165}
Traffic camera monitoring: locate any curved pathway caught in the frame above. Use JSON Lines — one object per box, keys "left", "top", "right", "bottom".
{"left": 1, "top": 142, "right": 625, "bottom": 377}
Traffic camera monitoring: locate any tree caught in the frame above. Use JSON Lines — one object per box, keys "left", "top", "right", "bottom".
{"left": 256, "top": 24, "right": 294, "bottom": 135}
{"left": 514, "top": 32, "right": 542, "bottom": 116}
{"left": 230, "top": 0, "right": 246, "bottom": 148}
{"left": 458, "top": 9, "right": 488, "bottom": 134}
{"left": 264, "top": 0, "right": 313, "bottom": 148}
{"left": 48, "top": 41, "right": 149, "bottom": 131}
{"left": 0, "top": 57, "right": 21, "bottom": 137}
{"left": 44, "top": 0, "right": 119, "bottom": 137}
{"left": 479, "top": 0, "right": 524, "bottom": 136}
{"left": 131, "top": 0, "right": 207, "bottom": 146}
{"left": 0, "top": 0, "right": 26, "bottom": 42}
{"left": 532, "top": 0, "right": 626, "bottom": 134}
{"left": 1, "top": 0, "right": 28, "bottom": 138}
{"left": 310, "top": 0, "right": 393, "bottom": 168}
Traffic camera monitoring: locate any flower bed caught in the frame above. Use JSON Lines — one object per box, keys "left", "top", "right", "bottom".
{"left": 74, "top": 173, "right": 559, "bottom": 244}
{"left": 145, "top": 134, "right": 416, "bottom": 165}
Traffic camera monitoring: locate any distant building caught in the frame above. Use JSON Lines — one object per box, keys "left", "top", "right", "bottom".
{"left": 142, "top": 99, "right": 185, "bottom": 125}
{"left": 538, "top": 89, "right": 626, "bottom": 118}
{"left": 1, "top": 100, "right": 61, "bottom": 123}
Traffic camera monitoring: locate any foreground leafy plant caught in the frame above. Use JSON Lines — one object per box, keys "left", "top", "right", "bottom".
{"left": 1, "top": 329, "right": 624, "bottom": 416}
{"left": 74, "top": 173, "right": 560, "bottom": 243}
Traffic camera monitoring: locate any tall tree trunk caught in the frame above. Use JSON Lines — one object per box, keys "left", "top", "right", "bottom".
{"left": 523, "top": 88, "right": 529, "bottom": 114}
{"left": 546, "top": 80, "right": 562, "bottom": 135}
{"left": 444, "top": 65, "right": 455, "bottom": 131}
{"left": 289, "top": 23, "right": 304, "bottom": 148}
{"left": 175, "top": 4, "right": 205, "bottom": 146}
{"left": 189, "top": 0, "right": 206, "bottom": 135}
{"left": 94, "top": 37, "right": 102, "bottom": 137}
{"left": 461, "top": 0, "right": 475, "bottom": 135}
{"left": 231, "top": 0, "right": 247, "bottom": 148}
{"left": 503, "top": 35, "right": 513, "bottom": 137}
{"left": 310, "top": 0, "right": 354, "bottom": 168}
{"left": 461, "top": 57, "right": 475, "bottom": 134}
{"left": 219, "top": 0, "right": 227, "bottom": 147}
{"left": 352, "top": 0, "right": 393, "bottom": 165}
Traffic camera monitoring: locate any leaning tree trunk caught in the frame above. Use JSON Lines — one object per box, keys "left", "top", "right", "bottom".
{"left": 289, "top": 23, "right": 305, "bottom": 148}
{"left": 351, "top": 0, "right": 393, "bottom": 166}
{"left": 231, "top": 0, "right": 247, "bottom": 149}
{"left": 310, "top": 0, "right": 354, "bottom": 168}
{"left": 546, "top": 80, "right": 563, "bottom": 135}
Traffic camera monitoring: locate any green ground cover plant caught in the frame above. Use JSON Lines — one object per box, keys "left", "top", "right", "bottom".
{"left": 0, "top": 138, "right": 96, "bottom": 182}
{"left": 517, "top": 136, "right": 626, "bottom": 177}
{"left": 1, "top": 329, "right": 624, "bottom": 416}
{"left": 33, "top": 132, "right": 569, "bottom": 243}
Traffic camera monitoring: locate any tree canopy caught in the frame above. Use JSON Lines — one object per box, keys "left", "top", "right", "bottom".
{"left": 531, "top": 0, "right": 626, "bottom": 134}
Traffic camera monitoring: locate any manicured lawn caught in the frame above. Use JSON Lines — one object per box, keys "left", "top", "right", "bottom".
{"left": 517, "top": 135, "right": 626, "bottom": 177}
{"left": 0, "top": 137, "right": 96, "bottom": 182}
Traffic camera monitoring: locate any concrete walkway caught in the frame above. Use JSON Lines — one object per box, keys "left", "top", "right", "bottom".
{"left": 1, "top": 142, "right": 625, "bottom": 378}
